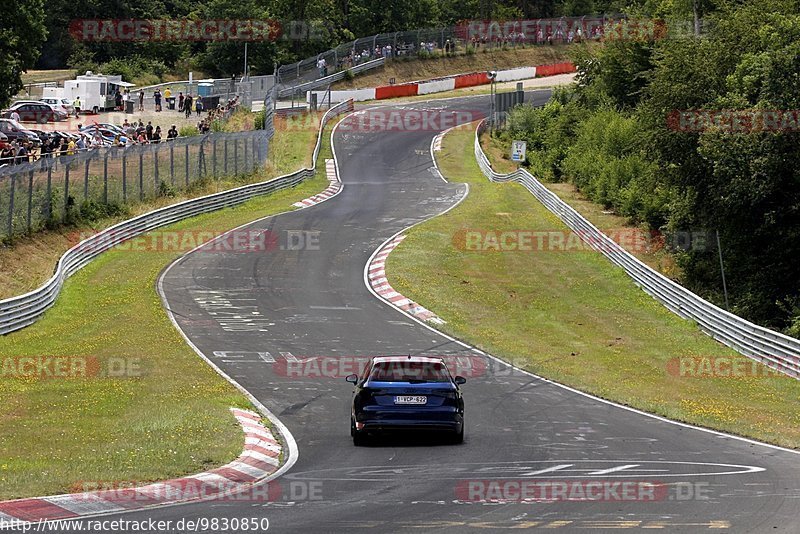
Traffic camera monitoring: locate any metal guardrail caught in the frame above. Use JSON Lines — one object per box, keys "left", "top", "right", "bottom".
{"left": 0, "top": 99, "right": 354, "bottom": 336}
{"left": 473, "top": 120, "right": 800, "bottom": 379}
{"left": 277, "top": 58, "right": 385, "bottom": 99}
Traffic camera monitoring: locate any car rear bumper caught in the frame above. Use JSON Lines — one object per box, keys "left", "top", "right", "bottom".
{"left": 357, "top": 407, "right": 463, "bottom": 433}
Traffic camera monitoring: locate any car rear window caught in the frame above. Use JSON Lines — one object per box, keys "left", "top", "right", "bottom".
{"left": 368, "top": 361, "right": 451, "bottom": 382}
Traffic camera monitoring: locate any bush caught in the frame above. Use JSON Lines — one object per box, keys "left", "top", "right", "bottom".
{"left": 254, "top": 109, "right": 266, "bottom": 130}
{"left": 179, "top": 125, "right": 199, "bottom": 137}
{"left": 157, "top": 180, "right": 177, "bottom": 198}
{"left": 342, "top": 69, "right": 354, "bottom": 81}
{"left": 77, "top": 199, "right": 127, "bottom": 223}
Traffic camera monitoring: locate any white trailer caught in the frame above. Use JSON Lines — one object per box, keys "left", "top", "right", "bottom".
{"left": 59, "top": 72, "right": 135, "bottom": 114}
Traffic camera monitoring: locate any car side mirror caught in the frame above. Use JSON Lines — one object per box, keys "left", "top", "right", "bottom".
{"left": 345, "top": 374, "right": 358, "bottom": 384}
{"left": 454, "top": 376, "right": 467, "bottom": 385}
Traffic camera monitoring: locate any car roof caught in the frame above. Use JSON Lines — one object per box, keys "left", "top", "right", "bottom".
{"left": 371, "top": 356, "right": 445, "bottom": 364}
{"left": 11, "top": 101, "right": 51, "bottom": 106}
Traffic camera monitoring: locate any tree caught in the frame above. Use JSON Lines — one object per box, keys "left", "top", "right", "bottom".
{"left": 0, "top": 0, "right": 47, "bottom": 106}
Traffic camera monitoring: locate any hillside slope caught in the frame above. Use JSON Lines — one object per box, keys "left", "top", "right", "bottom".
{"left": 333, "top": 45, "right": 576, "bottom": 89}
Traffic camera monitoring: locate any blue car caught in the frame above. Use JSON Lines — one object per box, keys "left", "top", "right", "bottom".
{"left": 346, "top": 356, "right": 466, "bottom": 445}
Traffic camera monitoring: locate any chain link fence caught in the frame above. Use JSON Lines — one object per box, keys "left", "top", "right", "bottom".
{"left": 0, "top": 130, "right": 271, "bottom": 241}
{"left": 276, "top": 17, "right": 608, "bottom": 91}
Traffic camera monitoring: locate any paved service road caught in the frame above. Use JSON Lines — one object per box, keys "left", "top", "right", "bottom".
{"left": 49, "top": 92, "right": 800, "bottom": 533}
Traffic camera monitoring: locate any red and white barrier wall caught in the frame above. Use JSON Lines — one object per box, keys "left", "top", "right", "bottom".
{"left": 307, "top": 62, "right": 575, "bottom": 104}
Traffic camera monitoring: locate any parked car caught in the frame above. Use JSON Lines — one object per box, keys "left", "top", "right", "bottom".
{"left": 0, "top": 119, "right": 42, "bottom": 146}
{"left": 79, "top": 124, "right": 130, "bottom": 145}
{"left": 347, "top": 356, "right": 466, "bottom": 445}
{"left": 40, "top": 97, "right": 75, "bottom": 117}
{"left": 5, "top": 101, "right": 67, "bottom": 123}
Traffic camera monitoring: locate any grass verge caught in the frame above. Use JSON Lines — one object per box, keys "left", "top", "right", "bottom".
{"left": 0, "top": 113, "right": 335, "bottom": 499}
{"left": 387, "top": 125, "right": 800, "bottom": 449}
{"left": 481, "top": 131, "right": 680, "bottom": 277}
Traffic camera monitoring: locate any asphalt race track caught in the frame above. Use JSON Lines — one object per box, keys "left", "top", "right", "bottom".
{"left": 41, "top": 91, "right": 800, "bottom": 533}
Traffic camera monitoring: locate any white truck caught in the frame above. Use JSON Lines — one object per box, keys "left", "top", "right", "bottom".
{"left": 43, "top": 72, "right": 135, "bottom": 114}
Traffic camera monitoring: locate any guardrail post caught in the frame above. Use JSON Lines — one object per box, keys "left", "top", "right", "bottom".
{"left": 170, "top": 144, "right": 175, "bottom": 185}
{"left": 103, "top": 153, "right": 108, "bottom": 204}
{"left": 122, "top": 154, "right": 127, "bottom": 203}
{"left": 138, "top": 152, "right": 144, "bottom": 201}
{"left": 6, "top": 174, "right": 15, "bottom": 237}
{"left": 27, "top": 170, "right": 34, "bottom": 232}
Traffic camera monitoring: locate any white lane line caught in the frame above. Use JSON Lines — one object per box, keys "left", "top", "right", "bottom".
{"left": 519, "top": 464, "right": 574, "bottom": 476}
{"left": 587, "top": 465, "right": 640, "bottom": 475}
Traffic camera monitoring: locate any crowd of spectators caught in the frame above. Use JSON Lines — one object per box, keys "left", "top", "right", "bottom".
{"left": 0, "top": 96, "right": 242, "bottom": 167}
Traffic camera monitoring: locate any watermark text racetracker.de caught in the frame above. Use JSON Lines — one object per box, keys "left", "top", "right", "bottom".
{"left": 69, "top": 229, "right": 321, "bottom": 254}
{"left": 668, "top": 109, "right": 800, "bottom": 133}
{"left": 0, "top": 356, "right": 142, "bottom": 379}
{"left": 456, "top": 479, "right": 711, "bottom": 503}
{"left": 72, "top": 479, "right": 322, "bottom": 504}
{"left": 274, "top": 355, "right": 487, "bottom": 379}
{"left": 453, "top": 228, "right": 709, "bottom": 253}
{"left": 68, "top": 19, "right": 331, "bottom": 42}
{"left": 666, "top": 356, "right": 794, "bottom": 379}
{"left": 283, "top": 109, "right": 485, "bottom": 133}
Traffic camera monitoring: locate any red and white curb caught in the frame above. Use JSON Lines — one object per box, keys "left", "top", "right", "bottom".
{"left": 367, "top": 235, "right": 445, "bottom": 325}
{"left": 0, "top": 408, "right": 281, "bottom": 523}
{"left": 293, "top": 158, "right": 341, "bottom": 208}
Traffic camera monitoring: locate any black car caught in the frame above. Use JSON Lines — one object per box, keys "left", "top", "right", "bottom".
{"left": 346, "top": 356, "right": 466, "bottom": 445}
{"left": 0, "top": 119, "right": 41, "bottom": 147}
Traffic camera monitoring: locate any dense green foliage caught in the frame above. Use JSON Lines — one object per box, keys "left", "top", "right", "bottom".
{"left": 32, "top": 0, "right": 628, "bottom": 80}
{"left": 502, "top": 0, "right": 800, "bottom": 333}
{"left": 0, "top": 0, "right": 48, "bottom": 107}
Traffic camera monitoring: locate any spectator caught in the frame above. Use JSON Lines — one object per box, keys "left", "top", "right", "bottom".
{"left": 115, "top": 89, "right": 122, "bottom": 111}
{"left": 138, "top": 89, "right": 145, "bottom": 111}
{"left": 151, "top": 126, "right": 162, "bottom": 143}
{"left": 317, "top": 56, "right": 327, "bottom": 77}
{"left": 67, "top": 137, "right": 76, "bottom": 155}
{"left": 184, "top": 94, "right": 193, "bottom": 118}
{"left": 73, "top": 96, "right": 81, "bottom": 117}
{"left": 15, "top": 141, "right": 28, "bottom": 165}
{"left": 10, "top": 109, "right": 20, "bottom": 122}
{"left": 195, "top": 97, "right": 203, "bottom": 116}
{"left": 137, "top": 130, "right": 148, "bottom": 144}
{"left": 178, "top": 92, "right": 184, "bottom": 112}
{"left": 154, "top": 89, "right": 162, "bottom": 112}
{"left": 145, "top": 121, "right": 153, "bottom": 140}
{"left": 167, "top": 125, "right": 178, "bottom": 139}
{"left": 76, "top": 135, "right": 86, "bottom": 151}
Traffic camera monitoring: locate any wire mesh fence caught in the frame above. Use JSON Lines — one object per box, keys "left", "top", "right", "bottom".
{"left": 0, "top": 130, "right": 271, "bottom": 240}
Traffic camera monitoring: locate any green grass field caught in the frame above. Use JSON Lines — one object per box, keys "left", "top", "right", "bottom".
{"left": 386, "top": 126, "right": 800, "bottom": 449}
{"left": 0, "top": 114, "right": 334, "bottom": 499}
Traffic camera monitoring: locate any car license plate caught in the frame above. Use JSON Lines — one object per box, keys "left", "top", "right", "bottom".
{"left": 394, "top": 395, "right": 427, "bottom": 405}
